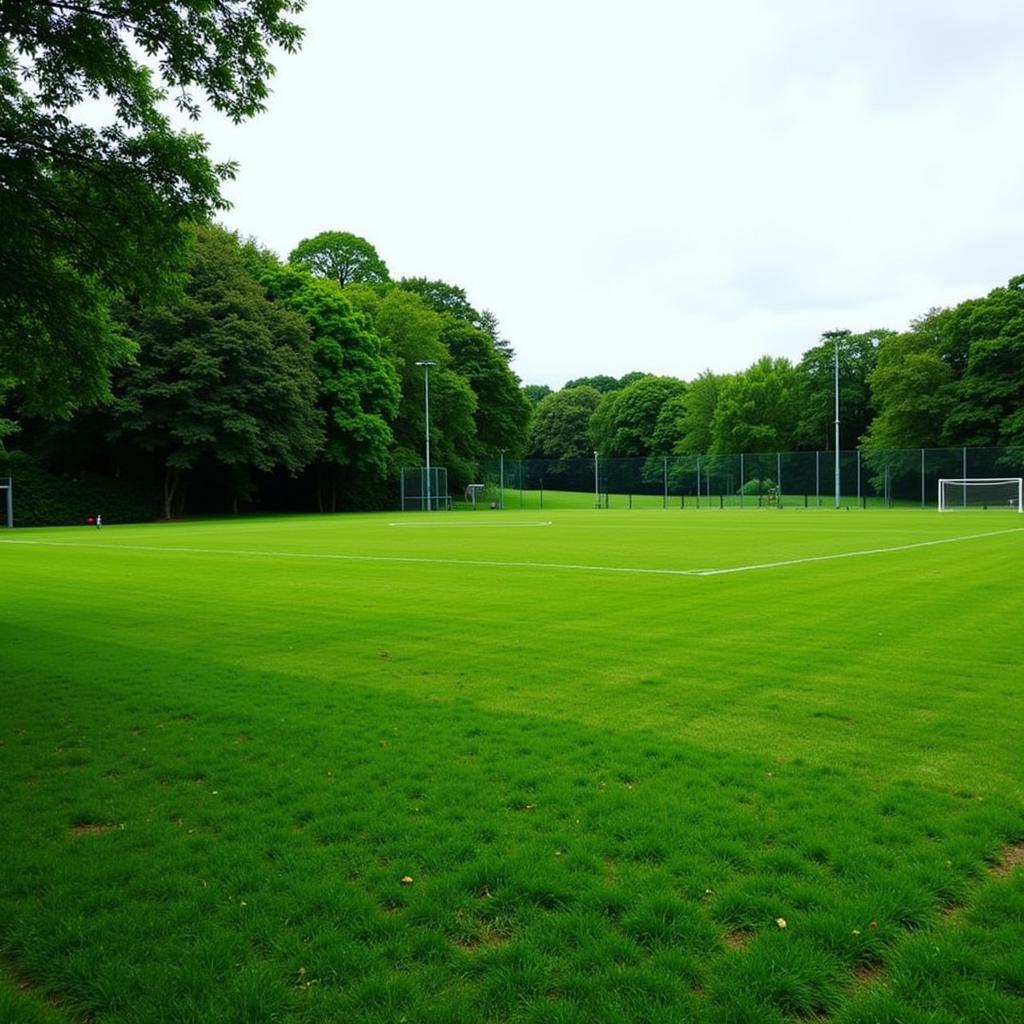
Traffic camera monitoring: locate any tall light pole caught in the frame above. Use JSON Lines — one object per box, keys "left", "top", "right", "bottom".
{"left": 822, "top": 330, "right": 845, "bottom": 510}
{"left": 415, "top": 360, "right": 437, "bottom": 509}
{"left": 834, "top": 335, "right": 841, "bottom": 509}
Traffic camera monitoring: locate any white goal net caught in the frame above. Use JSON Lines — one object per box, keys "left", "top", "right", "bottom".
{"left": 938, "top": 477, "right": 1023, "bottom": 512}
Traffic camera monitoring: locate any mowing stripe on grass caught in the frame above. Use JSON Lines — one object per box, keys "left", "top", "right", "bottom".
{"left": 2, "top": 526, "right": 1021, "bottom": 579}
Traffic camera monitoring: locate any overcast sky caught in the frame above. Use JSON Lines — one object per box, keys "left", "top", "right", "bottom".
{"left": 198, "top": 0, "right": 1023, "bottom": 388}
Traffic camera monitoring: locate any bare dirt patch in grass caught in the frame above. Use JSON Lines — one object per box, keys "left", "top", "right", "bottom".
{"left": 853, "top": 962, "right": 884, "bottom": 986}
{"left": 455, "top": 928, "right": 510, "bottom": 951}
{"left": 1, "top": 954, "right": 78, "bottom": 1022}
{"left": 724, "top": 929, "right": 751, "bottom": 950}
{"left": 991, "top": 841, "right": 1024, "bottom": 877}
{"left": 69, "top": 821, "right": 117, "bottom": 837}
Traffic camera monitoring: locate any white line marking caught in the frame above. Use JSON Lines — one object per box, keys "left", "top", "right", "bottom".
{"left": 0, "top": 538, "right": 708, "bottom": 576}
{"left": 1, "top": 527, "right": 1019, "bottom": 578}
{"left": 387, "top": 520, "right": 553, "bottom": 528}
{"left": 692, "top": 527, "right": 1024, "bottom": 575}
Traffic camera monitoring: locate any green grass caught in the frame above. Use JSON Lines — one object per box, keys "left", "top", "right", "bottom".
{"left": 2, "top": 509, "right": 1023, "bottom": 1023}
{"left": 483, "top": 487, "right": 928, "bottom": 511}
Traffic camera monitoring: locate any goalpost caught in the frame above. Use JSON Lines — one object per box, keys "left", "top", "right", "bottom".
{"left": 0, "top": 476, "right": 11, "bottom": 528}
{"left": 938, "top": 477, "right": 1023, "bottom": 512}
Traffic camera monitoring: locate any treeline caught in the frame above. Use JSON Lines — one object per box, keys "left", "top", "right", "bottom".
{"left": 5, "top": 259, "right": 1023, "bottom": 523}
{"left": 1, "top": 225, "right": 530, "bottom": 519}
{"left": 523, "top": 276, "right": 1024, "bottom": 466}
{"left": 5, "top": 4, "right": 1022, "bottom": 524}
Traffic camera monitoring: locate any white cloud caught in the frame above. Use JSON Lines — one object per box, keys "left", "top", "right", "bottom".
{"left": 200, "top": 0, "right": 1024, "bottom": 386}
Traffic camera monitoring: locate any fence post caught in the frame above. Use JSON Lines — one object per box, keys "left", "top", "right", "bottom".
{"left": 696, "top": 455, "right": 701, "bottom": 509}
{"left": 740, "top": 453, "right": 745, "bottom": 509}
{"left": 777, "top": 452, "right": 783, "bottom": 509}
{"left": 857, "top": 449, "right": 861, "bottom": 503}
{"left": 815, "top": 452, "right": 820, "bottom": 507}
{"left": 921, "top": 448, "right": 925, "bottom": 508}
{"left": 663, "top": 456, "right": 668, "bottom": 509}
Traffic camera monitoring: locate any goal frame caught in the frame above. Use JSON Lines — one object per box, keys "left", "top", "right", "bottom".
{"left": 937, "top": 477, "right": 1023, "bottom": 512}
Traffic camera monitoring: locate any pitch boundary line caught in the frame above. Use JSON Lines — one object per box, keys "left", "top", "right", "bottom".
{"left": 387, "top": 520, "right": 553, "bottom": 528}
{"left": 690, "top": 527, "right": 1024, "bottom": 575}
{"left": 2, "top": 527, "right": 1021, "bottom": 578}
{"left": 0, "top": 539, "right": 710, "bottom": 576}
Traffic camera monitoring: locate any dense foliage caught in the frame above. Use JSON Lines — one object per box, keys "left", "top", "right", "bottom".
{"left": 521, "top": 275, "right": 1024, "bottom": 468}
{"left": 2, "top": 1, "right": 1021, "bottom": 523}
{"left": 3, "top": 222, "right": 533, "bottom": 521}
{"left": 0, "top": 0, "right": 305, "bottom": 417}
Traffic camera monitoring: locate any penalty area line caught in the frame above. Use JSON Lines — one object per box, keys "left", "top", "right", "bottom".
{"left": 692, "top": 527, "right": 1024, "bottom": 576}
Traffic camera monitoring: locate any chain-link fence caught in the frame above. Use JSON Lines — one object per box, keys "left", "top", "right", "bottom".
{"left": 427, "top": 447, "right": 1024, "bottom": 511}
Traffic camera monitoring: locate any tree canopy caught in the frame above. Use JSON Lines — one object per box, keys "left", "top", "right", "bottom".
{"left": 528, "top": 386, "right": 603, "bottom": 461}
{"left": 289, "top": 231, "right": 390, "bottom": 287}
{"left": 709, "top": 357, "right": 800, "bottom": 455}
{"left": 0, "top": 0, "right": 305, "bottom": 418}
{"left": 258, "top": 264, "right": 400, "bottom": 510}
{"left": 111, "top": 226, "right": 322, "bottom": 517}
{"left": 590, "top": 376, "right": 687, "bottom": 457}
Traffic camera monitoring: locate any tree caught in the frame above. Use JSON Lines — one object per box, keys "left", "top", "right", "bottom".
{"left": 478, "top": 309, "right": 515, "bottom": 363}
{"left": 528, "top": 386, "right": 602, "bottom": 460}
{"left": 651, "top": 390, "right": 689, "bottom": 456}
{"left": 111, "top": 226, "right": 322, "bottom": 517}
{"left": 522, "top": 384, "right": 553, "bottom": 407}
{"left": 562, "top": 373, "right": 647, "bottom": 394}
{"left": 710, "top": 357, "right": 799, "bottom": 454}
{"left": 398, "top": 278, "right": 479, "bottom": 321}
{"left": 0, "top": 1, "right": 304, "bottom": 417}
{"left": 589, "top": 376, "right": 687, "bottom": 457}
{"left": 942, "top": 276, "right": 1024, "bottom": 447}
{"left": 794, "top": 329, "right": 888, "bottom": 451}
{"left": 258, "top": 265, "right": 400, "bottom": 511}
{"left": 673, "top": 371, "right": 728, "bottom": 455}
{"left": 442, "top": 321, "right": 531, "bottom": 458}
{"left": 863, "top": 310, "right": 957, "bottom": 451}
{"left": 289, "top": 231, "right": 390, "bottom": 287}
{"left": 346, "top": 285, "right": 478, "bottom": 482}
{"left": 398, "top": 278, "right": 515, "bottom": 362}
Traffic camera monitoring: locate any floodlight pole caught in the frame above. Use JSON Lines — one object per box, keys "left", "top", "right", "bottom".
{"left": 498, "top": 448, "right": 506, "bottom": 510}
{"left": 834, "top": 335, "right": 840, "bottom": 509}
{"left": 416, "top": 360, "right": 437, "bottom": 510}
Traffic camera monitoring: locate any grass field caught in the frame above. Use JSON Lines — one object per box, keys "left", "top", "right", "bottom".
{"left": 2, "top": 509, "right": 1023, "bottom": 1023}
{"left": 473, "top": 487, "right": 927, "bottom": 512}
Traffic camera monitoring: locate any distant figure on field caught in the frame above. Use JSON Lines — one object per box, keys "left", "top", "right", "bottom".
{"left": 85, "top": 516, "right": 94, "bottom": 526}
{"left": 96, "top": 514, "right": 103, "bottom": 528}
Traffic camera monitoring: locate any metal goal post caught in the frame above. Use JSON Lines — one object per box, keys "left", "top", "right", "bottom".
{"left": 937, "top": 477, "right": 1023, "bottom": 512}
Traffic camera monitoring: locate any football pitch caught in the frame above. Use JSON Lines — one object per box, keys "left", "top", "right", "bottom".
{"left": 2, "top": 509, "right": 1023, "bottom": 1024}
